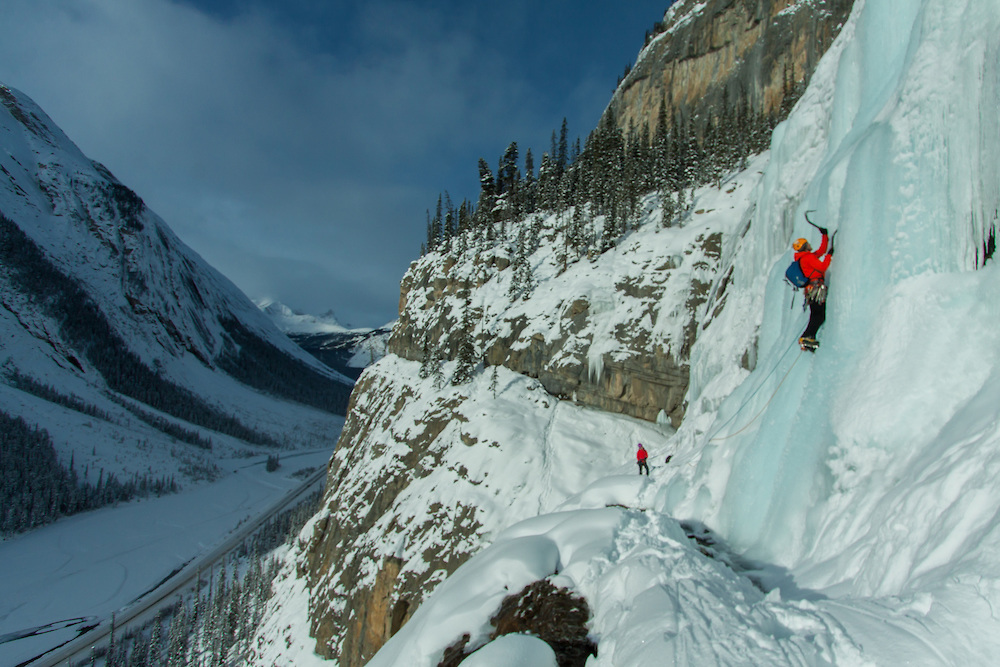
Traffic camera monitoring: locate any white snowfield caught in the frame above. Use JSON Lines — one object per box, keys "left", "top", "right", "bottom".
{"left": 255, "top": 0, "right": 1000, "bottom": 664}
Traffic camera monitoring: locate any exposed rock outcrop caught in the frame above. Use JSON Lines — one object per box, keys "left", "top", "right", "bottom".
{"left": 608, "top": 0, "right": 853, "bottom": 137}
{"left": 301, "top": 176, "right": 764, "bottom": 662}
{"left": 301, "top": 366, "right": 485, "bottom": 665}
{"left": 387, "top": 228, "right": 724, "bottom": 427}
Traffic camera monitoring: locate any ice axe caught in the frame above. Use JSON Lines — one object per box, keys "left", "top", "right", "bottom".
{"left": 804, "top": 210, "right": 824, "bottom": 233}
{"left": 804, "top": 210, "right": 837, "bottom": 253}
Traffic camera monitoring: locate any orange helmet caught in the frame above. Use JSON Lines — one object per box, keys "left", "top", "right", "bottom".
{"left": 792, "top": 238, "right": 809, "bottom": 251}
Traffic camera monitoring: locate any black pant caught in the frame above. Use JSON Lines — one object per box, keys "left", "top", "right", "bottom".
{"left": 638, "top": 460, "right": 649, "bottom": 475}
{"left": 802, "top": 299, "right": 826, "bottom": 339}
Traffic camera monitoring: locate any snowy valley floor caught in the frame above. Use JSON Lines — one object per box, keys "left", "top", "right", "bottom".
{"left": 0, "top": 444, "right": 338, "bottom": 667}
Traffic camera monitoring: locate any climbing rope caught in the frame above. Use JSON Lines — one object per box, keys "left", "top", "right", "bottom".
{"left": 707, "top": 340, "right": 804, "bottom": 442}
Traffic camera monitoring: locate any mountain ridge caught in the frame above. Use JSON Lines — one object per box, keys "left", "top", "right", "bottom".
{"left": 0, "top": 81, "right": 352, "bottom": 513}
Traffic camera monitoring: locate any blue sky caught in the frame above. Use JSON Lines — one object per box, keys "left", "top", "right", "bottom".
{"left": 0, "top": 0, "right": 672, "bottom": 327}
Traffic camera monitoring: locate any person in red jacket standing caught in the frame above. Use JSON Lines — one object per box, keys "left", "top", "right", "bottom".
{"left": 636, "top": 443, "right": 650, "bottom": 475}
{"left": 792, "top": 228, "right": 834, "bottom": 351}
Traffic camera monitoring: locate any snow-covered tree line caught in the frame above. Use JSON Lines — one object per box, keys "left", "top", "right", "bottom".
{"left": 0, "top": 410, "right": 179, "bottom": 535}
{"left": 92, "top": 555, "right": 280, "bottom": 667}
{"left": 4, "top": 367, "right": 218, "bottom": 450}
{"left": 414, "top": 79, "right": 804, "bottom": 389}
{"left": 422, "top": 79, "right": 800, "bottom": 261}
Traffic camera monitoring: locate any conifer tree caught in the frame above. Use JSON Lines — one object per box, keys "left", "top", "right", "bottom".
{"left": 166, "top": 602, "right": 189, "bottom": 666}
{"left": 418, "top": 333, "right": 434, "bottom": 379}
{"left": 508, "top": 228, "right": 533, "bottom": 300}
{"left": 523, "top": 148, "right": 536, "bottom": 214}
{"left": 476, "top": 158, "right": 497, "bottom": 237}
{"left": 451, "top": 301, "right": 478, "bottom": 385}
{"left": 478, "top": 158, "right": 496, "bottom": 197}
{"left": 569, "top": 200, "right": 587, "bottom": 256}
{"left": 107, "top": 612, "right": 119, "bottom": 667}
{"left": 557, "top": 117, "right": 569, "bottom": 175}
{"left": 457, "top": 200, "right": 472, "bottom": 239}
{"left": 537, "top": 153, "right": 555, "bottom": 211}
{"left": 431, "top": 348, "right": 447, "bottom": 390}
{"left": 557, "top": 168, "right": 573, "bottom": 216}
{"left": 653, "top": 104, "right": 674, "bottom": 218}
{"left": 660, "top": 188, "right": 677, "bottom": 228}
{"left": 624, "top": 127, "right": 644, "bottom": 229}
{"left": 148, "top": 612, "right": 163, "bottom": 667}
{"left": 131, "top": 633, "right": 151, "bottom": 667}
{"left": 432, "top": 195, "right": 443, "bottom": 247}
{"left": 499, "top": 142, "right": 519, "bottom": 193}
{"left": 442, "top": 192, "right": 455, "bottom": 248}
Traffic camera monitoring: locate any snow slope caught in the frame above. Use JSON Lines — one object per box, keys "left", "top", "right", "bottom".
{"left": 0, "top": 84, "right": 320, "bottom": 373}
{"left": 0, "top": 447, "right": 337, "bottom": 667}
{"left": 258, "top": 0, "right": 1000, "bottom": 664}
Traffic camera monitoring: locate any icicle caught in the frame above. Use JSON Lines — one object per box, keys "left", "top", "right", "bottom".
{"left": 587, "top": 350, "right": 604, "bottom": 384}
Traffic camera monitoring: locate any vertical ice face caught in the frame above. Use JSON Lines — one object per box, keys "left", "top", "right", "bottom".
{"left": 673, "top": 0, "right": 1000, "bottom": 575}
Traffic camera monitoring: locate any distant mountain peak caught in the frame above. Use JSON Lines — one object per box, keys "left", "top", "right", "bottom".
{"left": 255, "top": 298, "right": 349, "bottom": 334}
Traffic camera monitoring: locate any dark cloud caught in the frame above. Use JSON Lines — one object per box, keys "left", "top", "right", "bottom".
{"left": 0, "top": 0, "right": 669, "bottom": 327}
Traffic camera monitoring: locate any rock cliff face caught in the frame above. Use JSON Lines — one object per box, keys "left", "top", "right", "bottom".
{"left": 384, "top": 0, "right": 854, "bottom": 428}
{"left": 300, "top": 365, "right": 482, "bottom": 664}
{"left": 608, "top": 0, "right": 853, "bottom": 137}
{"left": 298, "top": 355, "right": 676, "bottom": 665}
{"left": 297, "top": 2, "right": 855, "bottom": 663}
{"left": 387, "top": 226, "right": 722, "bottom": 427}
{"left": 300, "top": 166, "right": 767, "bottom": 664}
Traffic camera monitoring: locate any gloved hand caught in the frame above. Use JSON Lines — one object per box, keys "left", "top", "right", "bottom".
{"left": 828, "top": 248, "right": 835, "bottom": 257}
{"left": 818, "top": 226, "right": 829, "bottom": 236}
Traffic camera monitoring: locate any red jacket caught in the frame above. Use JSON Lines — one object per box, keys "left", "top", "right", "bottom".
{"left": 795, "top": 233, "right": 832, "bottom": 282}
{"left": 637, "top": 446, "right": 648, "bottom": 462}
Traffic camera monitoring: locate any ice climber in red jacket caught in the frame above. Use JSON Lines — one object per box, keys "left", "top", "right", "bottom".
{"left": 637, "top": 443, "right": 650, "bottom": 475}
{"left": 792, "top": 228, "right": 834, "bottom": 351}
